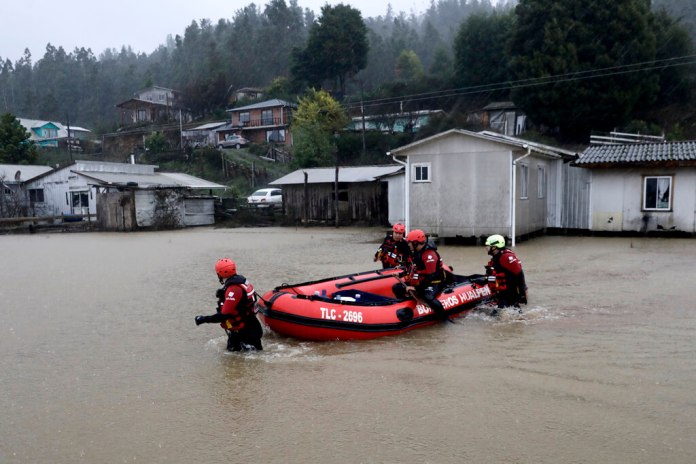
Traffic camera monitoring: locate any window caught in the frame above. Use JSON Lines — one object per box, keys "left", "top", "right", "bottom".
{"left": 261, "top": 110, "right": 273, "bottom": 125}
{"left": 537, "top": 166, "right": 546, "bottom": 199}
{"left": 266, "top": 129, "right": 285, "bottom": 142}
{"left": 643, "top": 176, "right": 672, "bottom": 210}
{"left": 519, "top": 164, "right": 528, "bottom": 199}
{"left": 29, "top": 188, "right": 44, "bottom": 203}
{"left": 72, "top": 191, "right": 89, "bottom": 208}
{"left": 412, "top": 163, "right": 431, "bottom": 183}
{"left": 239, "top": 112, "right": 250, "bottom": 126}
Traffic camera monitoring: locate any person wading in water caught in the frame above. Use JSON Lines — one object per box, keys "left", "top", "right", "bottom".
{"left": 195, "top": 258, "right": 263, "bottom": 351}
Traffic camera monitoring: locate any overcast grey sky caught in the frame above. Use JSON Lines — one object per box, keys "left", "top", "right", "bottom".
{"left": 0, "top": 0, "right": 431, "bottom": 62}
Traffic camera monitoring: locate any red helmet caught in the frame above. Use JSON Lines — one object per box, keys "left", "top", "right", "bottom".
{"left": 406, "top": 229, "right": 426, "bottom": 244}
{"left": 392, "top": 223, "right": 406, "bottom": 234}
{"left": 215, "top": 258, "right": 237, "bottom": 278}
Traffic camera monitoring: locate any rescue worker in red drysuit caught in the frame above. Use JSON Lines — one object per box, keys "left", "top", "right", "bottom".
{"left": 392, "top": 229, "right": 449, "bottom": 321}
{"left": 485, "top": 234, "right": 527, "bottom": 315}
{"left": 374, "top": 223, "right": 411, "bottom": 269}
{"left": 194, "top": 258, "right": 263, "bottom": 351}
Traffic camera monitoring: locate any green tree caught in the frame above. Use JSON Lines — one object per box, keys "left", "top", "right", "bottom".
{"left": 292, "top": 4, "right": 368, "bottom": 96}
{"left": 509, "top": 0, "right": 659, "bottom": 140}
{"left": 394, "top": 50, "right": 424, "bottom": 82}
{"left": 453, "top": 10, "right": 515, "bottom": 96}
{"left": 0, "top": 113, "right": 37, "bottom": 164}
{"left": 144, "top": 131, "right": 170, "bottom": 154}
{"left": 291, "top": 89, "right": 349, "bottom": 167}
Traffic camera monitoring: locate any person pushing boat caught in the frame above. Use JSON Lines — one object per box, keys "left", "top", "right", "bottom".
{"left": 392, "top": 229, "right": 449, "bottom": 321}
{"left": 194, "top": 258, "right": 263, "bottom": 351}
{"left": 374, "top": 223, "right": 411, "bottom": 269}
{"left": 484, "top": 234, "right": 527, "bottom": 314}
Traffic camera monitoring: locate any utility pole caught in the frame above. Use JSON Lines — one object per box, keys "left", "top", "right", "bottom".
{"left": 66, "top": 114, "right": 73, "bottom": 161}
{"left": 334, "top": 139, "right": 339, "bottom": 228}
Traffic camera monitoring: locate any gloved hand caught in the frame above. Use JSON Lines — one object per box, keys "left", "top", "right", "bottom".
{"left": 215, "top": 288, "right": 224, "bottom": 299}
{"left": 195, "top": 316, "right": 205, "bottom": 326}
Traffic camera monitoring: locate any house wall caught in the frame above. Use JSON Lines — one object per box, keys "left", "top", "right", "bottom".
{"left": 402, "top": 132, "right": 562, "bottom": 240}
{"left": 407, "top": 135, "right": 512, "bottom": 238}
{"left": 183, "top": 197, "right": 216, "bottom": 226}
{"left": 134, "top": 190, "right": 182, "bottom": 228}
{"left": 24, "top": 169, "right": 97, "bottom": 217}
{"left": 96, "top": 191, "right": 137, "bottom": 231}
{"left": 560, "top": 165, "right": 591, "bottom": 229}
{"left": 590, "top": 167, "right": 696, "bottom": 233}
{"left": 136, "top": 87, "right": 176, "bottom": 103}
{"left": 513, "top": 156, "right": 550, "bottom": 237}
{"left": 386, "top": 174, "right": 405, "bottom": 225}
{"left": 282, "top": 182, "right": 386, "bottom": 224}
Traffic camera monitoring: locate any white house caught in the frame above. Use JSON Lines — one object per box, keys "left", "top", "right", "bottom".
{"left": 575, "top": 141, "right": 696, "bottom": 234}
{"left": 0, "top": 164, "right": 53, "bottom": 217}
{"left": 23, "top": 160, "right": 225, "bottom": 229}
{"left": 388, "top": 129, "right": 580, "bottom": 244}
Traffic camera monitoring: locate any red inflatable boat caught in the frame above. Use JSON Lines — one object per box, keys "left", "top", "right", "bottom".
{"left": 255, "top": 268, "right": 493, "bottom": 341}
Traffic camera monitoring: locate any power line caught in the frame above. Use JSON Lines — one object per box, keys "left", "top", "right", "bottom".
{"left": 345, "top": 53, "right": 696, "bottom": 111}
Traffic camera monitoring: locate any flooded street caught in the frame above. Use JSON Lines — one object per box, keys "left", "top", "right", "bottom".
{"left": 1, "top": 228, "right": 695, "bottom": 463}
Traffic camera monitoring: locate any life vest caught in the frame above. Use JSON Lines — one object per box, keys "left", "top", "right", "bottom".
{"left": 376, "top": 236, "right": 409, "bottom": 268}
{"left": 488, "top": 249, "right": 526, "bottom": 297}
{"left": 217, "top": 274, "right": 256, "bottom": 331}
{"left": 408, "top": 243, "right": 445, "bottom": 287}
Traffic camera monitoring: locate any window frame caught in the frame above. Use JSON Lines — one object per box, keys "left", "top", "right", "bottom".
{"left": 519, "top": 163, "right": 529, "bottom": 199}
{"left": 537, "top": 165, "right": 546, "bottom": 199}
{"left": 266, "top": 129, "right": 285, "bottom": 142}
{"left": 261, "top": 109, "right": 273, "bottom": 125}
{"left": 29, "top": 188, "right": 45, "bottom": 204}
{"left": 643, "top": 175, "right": 673, "bottom": 211}
{"left": 412, "top": 162, "right": 431, "bottom": 183}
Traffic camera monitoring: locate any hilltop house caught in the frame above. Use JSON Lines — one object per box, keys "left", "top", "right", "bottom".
{"left": 116, "top": 85, "right": 191, "bottom": 126}
{"left": 226, "top": 99, "right": 296, "bottom": 147}
{"left": 17, "top": 118, "right": 93, "bottom": 150}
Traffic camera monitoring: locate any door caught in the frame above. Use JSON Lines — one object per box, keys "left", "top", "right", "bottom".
{"left": 71, "top": 191, "right": 89, "bottom": 216}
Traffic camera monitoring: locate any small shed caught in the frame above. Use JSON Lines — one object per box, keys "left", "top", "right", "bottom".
{"left": 575, "top": 141, "right": 696, "bottom": 234}
{"left": 23, "top": 160, "right": 225, "bottom": 230}
{"left": 270, "top": 165, "right": 403, "bottom": 225}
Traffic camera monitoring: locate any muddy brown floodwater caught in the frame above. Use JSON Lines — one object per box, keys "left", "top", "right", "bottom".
{"left": 1, "top": 228, "right": 695, "bottom": 463}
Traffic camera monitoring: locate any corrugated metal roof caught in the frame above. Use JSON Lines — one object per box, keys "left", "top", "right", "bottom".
{"left": 270, "top": 165, "right": 403, "bottom": 185}
{"left": 76, "top": 171, "right": 226, "bottom": 189}
{"left": 18, "top": 118, "right": 92, "bottom": 140}
{"left": 391, "top": 129, "right": 577, "bottom": 159}
{"left": 482, "top": 101, "right": 517, "bottom": 111}
{"left": 189, "top": 121, "right": 227, "bottom": 130}
{"left": 0, "top": 164, "right": 53, "bottom": 183}
{"left": 227, "top": 99, "right": 296, "bottom": 112}
{"left": 576, "top": 141, "right": 696, "bottom": 165}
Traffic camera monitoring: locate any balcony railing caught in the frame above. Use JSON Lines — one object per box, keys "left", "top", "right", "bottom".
{"left": 237, "top": 116, "right": 290, "bottom": 128}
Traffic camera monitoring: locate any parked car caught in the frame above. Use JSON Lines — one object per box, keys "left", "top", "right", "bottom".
{"left": 218, "top": 135, "right": 249, "bottom": 149}
{"left": 247, "top": 188, "right": 282, "bottom": 208}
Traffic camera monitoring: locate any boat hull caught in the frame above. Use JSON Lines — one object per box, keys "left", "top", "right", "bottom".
{"left": 256, "top": 269, "right": 493, "bottom": 341}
